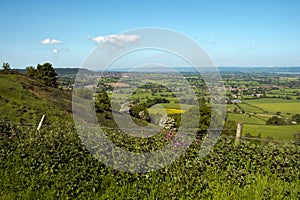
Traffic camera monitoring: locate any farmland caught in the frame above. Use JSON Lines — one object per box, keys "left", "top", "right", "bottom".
{"left": 94, "top": 69, "right": 300, "bottom": 142}
{"left": 223, "top": 72, "right": 300, "bottom": 141}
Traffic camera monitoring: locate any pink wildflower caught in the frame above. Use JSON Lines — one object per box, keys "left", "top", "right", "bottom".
{"left": 166, "top": 129, "right": 173, "bottom": 141}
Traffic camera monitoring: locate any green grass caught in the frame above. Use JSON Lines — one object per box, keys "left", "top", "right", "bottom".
{"left": 0, "top": 75, "right": 23, "bottom": 100}
{"left": 228, "top": 110, "right": 299, "bottom": 141}
{"left": 0, "top": 74, "right": 72, "bottom": 124}
{"left": 209, "top": 172, "right": 300, "bottom": 200}
{"left": 244, "top": 98, "right": 300, "bottom": 115}
{"left": 226, "top": 98, "right": 300, "bottom": 141}
{"left": 159, "top": 103, "right": 194, "bottom": 110}
{"left": 239, "top": 102, "right": 265, "bottom": 113}
{"left": 228, "top": 113, "right": 266, "bottom": 125}
{"left": 243, "top": 124, "right": 299, "bottom": 140}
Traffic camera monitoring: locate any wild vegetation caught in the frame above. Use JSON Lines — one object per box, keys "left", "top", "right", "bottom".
{"left": 1, "top": 65, "right": 300, "bottom": 199}
{"left": 1, "top": 122, "right": 299, "bottom": 199}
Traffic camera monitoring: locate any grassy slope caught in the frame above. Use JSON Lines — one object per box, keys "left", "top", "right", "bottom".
{"left": 0, "top": 73, "right": 159, "bottom": 130}
{"left": 0, "top": 74, "right": 73, "bottom": 125}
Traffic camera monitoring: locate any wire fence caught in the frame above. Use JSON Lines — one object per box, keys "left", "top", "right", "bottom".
{"left": 0, "top": 120, "right": 298, "bottom": 144}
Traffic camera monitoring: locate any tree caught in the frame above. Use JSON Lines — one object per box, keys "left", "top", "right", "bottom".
{"left": 36, "top": 63, "right": 58, "bottom": 87}
{"left": 95, "top": 92, "right": 111, "bottom": 112}
{"left": 26, "top": 66, "right": 36, "bottom": 77}
{"left": 2, "top": 62, "right": 10, "bottom": 71}
{"left": 266, "top": 116, "right": 286, "bottom": 125}
{"left": 130, "top": 104, "right": 150, "bottom": 122}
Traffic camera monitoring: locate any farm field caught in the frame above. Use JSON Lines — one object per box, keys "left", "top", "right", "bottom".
{"left": 244, "top": 98, "right": 300, "bottom": 115}
{"left": 227, "top": 113, "right": 266, "bottom": 125}
{"left": 227, "top": 99, "right": 300, "bottom": 140}
{"left": 227, "top": 112, "right": 300, "bottom": 140}
{"left": 148, "top": 103, "right": 194, "bottom": 115}
{"left": 223, "top": 73, "right": 300, "bottom": 141}
{"left": 243, "top": 124, "right": 299, "bottom": 141}
{"left": 102, "top": 72, "right": 300, "bottom": 142}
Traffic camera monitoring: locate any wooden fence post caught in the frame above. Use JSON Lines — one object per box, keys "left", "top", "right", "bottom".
{"left": 235, "top": 122, "right": 243, "bottom": 146}
{"left": 37, "top": 115, "right": 46, "bottom": 131}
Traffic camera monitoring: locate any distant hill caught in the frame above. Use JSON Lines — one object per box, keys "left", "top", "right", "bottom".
{"left": 59, "top": 66, "right": 300, "bottom": 74}
{"left": 15, "top": 66, "right": 300, "bottom": 76}
{"left": 15, "top": 68, "right": 95, "bottom": 78}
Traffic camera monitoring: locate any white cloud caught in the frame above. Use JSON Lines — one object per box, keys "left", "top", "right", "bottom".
{"left": 87, "top": 35, "right": 105, "bottom": 43}
{"left": 87, "top": 34, "right": 140, "bottom": 47}
{"left": 52, "top": 48, "right": 61, "bottom": 54}
{"left": 51, "top": 48, "right": 70, "bottom": 54}
{"left": 40, "top": 38, "right": 63, "bottom": 45}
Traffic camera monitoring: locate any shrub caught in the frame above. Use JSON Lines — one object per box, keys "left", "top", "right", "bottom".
{"left": 266, "top": 116, "right": 287, "bottom": 125}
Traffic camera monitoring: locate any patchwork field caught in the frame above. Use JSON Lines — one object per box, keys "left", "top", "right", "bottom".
{"left": 227, "top": 98, "right": 300, "bottom": 140}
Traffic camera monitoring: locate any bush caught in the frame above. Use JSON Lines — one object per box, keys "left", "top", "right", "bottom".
{"left": 292, "top": 114, "right": 300, "bottom": 124}
{"left": 266, "top": 116, "right": 287, "bottom": 125}
{"left": 130, "top": 104, "right": 151, "bottom": 122}
{"left": 144, "top": 97, "right": 170, "bottom": 108}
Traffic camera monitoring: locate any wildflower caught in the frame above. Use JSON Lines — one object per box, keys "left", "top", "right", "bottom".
{"left": 166, "top": 129, "right": 173, "bottom": 141}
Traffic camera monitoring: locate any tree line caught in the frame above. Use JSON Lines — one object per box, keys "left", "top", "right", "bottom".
{"left": 1, "top": 62, "right": 58, "bottom": 88}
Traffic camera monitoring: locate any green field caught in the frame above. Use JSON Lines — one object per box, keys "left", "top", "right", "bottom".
{"left": 243, "top": 124, "right": 300, "bottom": 141}
{"left": 227, "top": 113, "right": 266, "bottom": 125}
{"left": 227, "top": 98, "right": 300, "bottom": 140}
{"left": 244, "top": 98, "right": 300, "bottom": 115}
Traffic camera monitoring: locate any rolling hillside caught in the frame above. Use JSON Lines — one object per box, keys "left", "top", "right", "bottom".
{"left": 0, "top": 72, "right": 158, "bottom": 130}
{"left": 0, "top": 73, "right": 73, "bottom": 125}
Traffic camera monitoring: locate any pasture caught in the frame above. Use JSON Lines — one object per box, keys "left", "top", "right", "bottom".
{"left": 227, "top": 98, "right": 300, "bottom": 140}
{"left": 243, "top": 124, "right": 299, "bottom": 141}
{"left": 244, "top": 98, "right": 300, "bottom": 115}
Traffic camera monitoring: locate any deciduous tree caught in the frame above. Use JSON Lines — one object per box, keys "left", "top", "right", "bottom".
{"left": 2, "top": 62, "right": 10, "bottom": 71}
{"left": 36, "top": 63, "right": 58, "bottom": 87}
{"left": 25, "top": 66, "right": 36, "bottom": 77}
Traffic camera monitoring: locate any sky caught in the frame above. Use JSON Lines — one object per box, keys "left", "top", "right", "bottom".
{"left": 0, "top": 0, "right": 300, "bottom": 68}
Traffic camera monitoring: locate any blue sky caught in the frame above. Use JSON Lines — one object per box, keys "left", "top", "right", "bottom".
{"left": 0, "top": 0, "right": 299, "bottom": 68}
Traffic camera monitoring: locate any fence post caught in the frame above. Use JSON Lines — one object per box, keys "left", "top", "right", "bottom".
{"left": 235, "top": 122, "right": 243, "bottom": 146}
{"left": 37, "top": 115, "right": 46, "bottom": 131}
